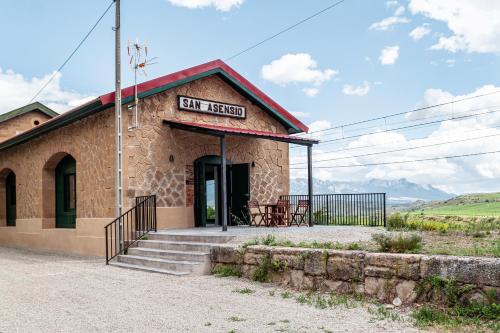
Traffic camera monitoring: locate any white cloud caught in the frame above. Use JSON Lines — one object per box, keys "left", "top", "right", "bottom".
{"left": 386, "top": 1, "right": 399, "bottom": 8}
{"left": 167, "top": 0, "right": 244, "bottom": 11}
{"left": 409, "top": 24, "right": 431, "bottom": 40}
{"left": 379, "top": 45, "right": 400, "bottom": 65}
{"left": 343, "top": 81, "right": 371, "bottom": 96}
{"left": 0, "top": 68, "right": 94, "bottom": 114}
{"left": 261, "top": 53, "right": 337, "bottom": 96}
{"left": 409, "top": 0, "right": 500, "bottom": 53}
{"left": 394, "top": 6, "right": 406, "bottom": 16}
{"left": 261, "top": 54, "right": 337, "bottom": 87}
{"left": 291, "top": 85, "right": 500, "bottom": 193}
{"left": 302, "top": 88, "right": 319, "bottom": 97}
{"left": 369, "top": 5, "right": 410, "bottom": 31}
{"left": 405, "top": 84, "right": 500, "bottom": 123}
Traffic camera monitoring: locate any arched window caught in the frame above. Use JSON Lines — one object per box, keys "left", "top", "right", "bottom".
{"left": 55, "top": 155, "right": 76, "bottom": 228}
{"left": 0, "top": 169, "right": 16, "bottom": 227}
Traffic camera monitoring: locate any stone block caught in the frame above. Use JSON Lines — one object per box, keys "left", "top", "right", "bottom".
{"left": 304, "top": 250, "right": 328, "bottom": 276}
{"left": 395, "top": 280, "right": 417, "bottom": 304}
{"left": 326, "top": 250, "right": 364, "bottom": 282}
{"left": 365, "top": 252, "right": 421, "bottom": 280}
{"left": 365, "top": 277, "right": 398, "bottom": 302}
{"left": 210, "top": 245, "right": 242, "bottom": 264}
{"left": 270, "top": 247, "right": 306, "bottom": 270}
{"left": 420, "top": 255, "right": 500, "bottom": 286}
{"left": 243, "top": 246, "right": 270, "bottom": 265}
{"left": 290, "top": 269, "right": 305, "bottom": 289}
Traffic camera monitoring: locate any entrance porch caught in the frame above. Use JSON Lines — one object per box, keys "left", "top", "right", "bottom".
{"left": 164, "top": 120, "right": 319, "bottom": 231}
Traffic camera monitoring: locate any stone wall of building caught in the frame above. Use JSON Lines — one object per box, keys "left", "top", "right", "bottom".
{"left": 211, "top": 245, "right": 500, "bottom": 305}
{"left": 0, "top": 111, "right": 52, "bottom": 142}
{"left": 122, "top": 75, "right": 290, "bottom": 227}
{"left": 0, "top": 110, "right": 116, "bottom": 255}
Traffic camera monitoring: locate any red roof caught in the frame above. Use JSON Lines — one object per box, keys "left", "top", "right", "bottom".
{"left": 163, "top": 120, "right": 318, "bottom": 146}
{"left": 99, "top": 59, "right": 308, "bottom": 133}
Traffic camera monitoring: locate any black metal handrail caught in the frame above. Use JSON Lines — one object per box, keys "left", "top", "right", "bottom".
{"left": 104, "top": 195, "right": 157, "bottom": 264}
{"left": 280, "top": 193, "right": 386, "bottom": 227}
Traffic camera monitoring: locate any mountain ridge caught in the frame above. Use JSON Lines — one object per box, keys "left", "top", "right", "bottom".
{"left": 290, "top": 178, "right": 454, "bottom": 203}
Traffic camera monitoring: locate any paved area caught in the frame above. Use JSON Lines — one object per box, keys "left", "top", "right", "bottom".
{"left": 0, "top": 246, "right": 420, "bottom": 333}
{"left": 161, "top": 225, "right": 389, "bottom": 245}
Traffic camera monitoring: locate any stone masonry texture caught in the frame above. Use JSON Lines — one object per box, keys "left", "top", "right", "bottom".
{"left": 211, "top": 245, "right": 500, "bottom": 305}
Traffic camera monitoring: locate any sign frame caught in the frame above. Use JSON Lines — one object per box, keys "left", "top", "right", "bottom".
{"left": 177, "top": 95, "right": 247, "bottom": 119}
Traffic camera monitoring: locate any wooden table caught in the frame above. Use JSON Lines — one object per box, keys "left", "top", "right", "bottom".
{"left": 263, "top": 203, "right": 288, "bottom": 227}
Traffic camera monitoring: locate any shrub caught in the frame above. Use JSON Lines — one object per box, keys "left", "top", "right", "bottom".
{"left": 261, "top": 234, "right": 278, "bottom": 246}
{"left": 387, "top": 213, "right": 406, "bottom": 229}
{"left": 372, "top": 233, "right": 422, "bottom": 253}
{"left": 252, "top": 258, "right": 271, "bottom": 282}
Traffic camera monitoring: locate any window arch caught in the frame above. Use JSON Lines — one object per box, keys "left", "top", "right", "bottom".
{"left": 0, "top": 168, "right": 16, "bottom": 227}
{"left": 42, "top": 153, "right": 77, "bottom": 229}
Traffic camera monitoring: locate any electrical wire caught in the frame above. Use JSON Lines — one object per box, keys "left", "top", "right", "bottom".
{"left": 299, "top": 89, "right": 500, "bottom": 136}
{"left": 28, "top": 1, "right": 115, "bottom": 104}
{"left": 290, "top": 132, "right": 500, "bottom": 165}
{"left": 290, "top": 150, "right": 500, "bottom": 169}
{"left": 224, "top": 0, "right": 347, "bottom": 61}
{"left": 292, "top": 124, "right": 500, "bottom": 157}
{"left": 290, "top": 108, "right": 500, "bottom": 148}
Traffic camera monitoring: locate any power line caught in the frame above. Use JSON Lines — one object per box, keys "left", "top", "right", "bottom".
{"left": 28, "top": 1, "right": 115, "bottom": 104}
{"left": 292, "top": 124, "right": 500, "bottom": 157}
{"left": 290, "top": 132, "right": 500, "bottom": 165}
{"left": 224, "top": 0, "right": 347, "bottom": 61}
{"left": 290, "top": 150, "right": 500, "bottom": 169}
{"left": 295, "top": 89, "right": 500, "bottom": 138}
{"left": 291, "top": 108, "right": 500, "bottom": 148}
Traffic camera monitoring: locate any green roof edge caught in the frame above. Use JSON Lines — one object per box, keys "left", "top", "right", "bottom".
{"left": 0, "top": 102, "right": 58, "bottom": 123}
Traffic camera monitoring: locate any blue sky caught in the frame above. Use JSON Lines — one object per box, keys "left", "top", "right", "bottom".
{"left": 1, "top": 0, "right": 500, "bottom": 194}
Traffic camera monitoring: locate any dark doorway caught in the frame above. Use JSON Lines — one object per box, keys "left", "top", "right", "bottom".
{"left": 55, "top": 155, "right": 76, "bottom": 228}
{"left": 5, "top": 172, "right": 16, "bottom": 227}
{"left": 194, "top": 155, "right": 250, "bottom": 227}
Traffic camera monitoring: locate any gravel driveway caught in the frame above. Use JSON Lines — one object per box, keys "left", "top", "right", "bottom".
{"left": 0, "top": 247, "right": 420, "bottom": 333}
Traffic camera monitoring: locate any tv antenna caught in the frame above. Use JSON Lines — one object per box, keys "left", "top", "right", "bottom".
{"left": 127, "top": 39, "right": 157, "bottom": 130}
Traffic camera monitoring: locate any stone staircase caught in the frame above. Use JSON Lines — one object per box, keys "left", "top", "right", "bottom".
{"left": 109, "top": 231, "right": 233, "bottom": 276}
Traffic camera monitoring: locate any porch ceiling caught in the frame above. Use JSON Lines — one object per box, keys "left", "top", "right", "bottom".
{"left": 163, "top": 120, "right": 319, "bottom": 146}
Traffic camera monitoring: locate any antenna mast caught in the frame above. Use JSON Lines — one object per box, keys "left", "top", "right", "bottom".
{"left": 127, "top": 39, "right": 157, "bottom": 130}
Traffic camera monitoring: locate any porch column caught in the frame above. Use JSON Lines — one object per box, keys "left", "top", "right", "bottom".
{"left": 220, "top": 135, "right": 228, "bottom": 232}
{"left": 307, "top": 144, "right": 314, "bottom": 227}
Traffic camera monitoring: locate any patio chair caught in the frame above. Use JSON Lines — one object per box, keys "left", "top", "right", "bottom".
{"left": 269, "top": 199, "right": 289, "bottom": 227}
{"left": 247, "top": 200, "right": 267, "bottom": 227}
{"left": 290, "top": 200, "right": 310, "bottom": 227}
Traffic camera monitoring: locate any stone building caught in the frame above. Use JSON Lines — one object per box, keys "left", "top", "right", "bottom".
{"left": 0, "top": 60, "right": 315, "bottom": 256}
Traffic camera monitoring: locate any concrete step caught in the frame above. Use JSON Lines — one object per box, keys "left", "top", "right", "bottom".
{"left": 148, "top": 233, "right": 234, "bottom": 244}
{"left": 108, "top": 261, "right": 190, "bottom": 276}
{"left": 136, "top": 240, "right": 218, "bottom": 252}
{"left": 117, "top": 255, "right": 210, "bottom": 275}
{"left": 127, "top": 247, "right": 210, "bottom": 262}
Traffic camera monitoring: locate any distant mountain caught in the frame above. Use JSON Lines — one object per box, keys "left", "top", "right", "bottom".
{"left": 290, "top": 178, "right": 454, "bottom": 204}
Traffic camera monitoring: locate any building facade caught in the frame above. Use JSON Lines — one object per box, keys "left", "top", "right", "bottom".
{"left": 0, "top": 60, "right": 313, "bottom": 256}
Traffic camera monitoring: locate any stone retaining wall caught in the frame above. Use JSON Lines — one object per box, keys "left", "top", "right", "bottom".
{"left": 211, "top": 245, "right": 500, "bottom": 305}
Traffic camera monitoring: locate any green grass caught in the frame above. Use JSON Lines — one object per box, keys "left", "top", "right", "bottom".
{"left": 212, "top": 265, "right": 242, "bottom": 278}
{"left": 232, "top": 287, "right": 254, "bottom": 295}
{"left": 418, "top": 202, "right": 500, "bottom": 217}
{"left": 412, "top": 304, "right": 500, "bottom": 331}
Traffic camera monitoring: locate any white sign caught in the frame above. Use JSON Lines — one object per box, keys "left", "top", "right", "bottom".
{"left": 178, "top": 95, "right": 246, "bottom": 119}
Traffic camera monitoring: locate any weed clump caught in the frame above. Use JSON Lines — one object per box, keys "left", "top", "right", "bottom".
{"left": 372, "top": 233, "right": 422, "bottom": 253}
{"left": 212, "top": 265, "right": 242, "bottom": 278}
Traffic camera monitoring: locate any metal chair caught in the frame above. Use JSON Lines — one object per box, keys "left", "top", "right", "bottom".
{"left": 247, "top": 200, "right": 266, "bottom": 227}
{"left": 290, "top": 200, "right": 310, "bottom": 227}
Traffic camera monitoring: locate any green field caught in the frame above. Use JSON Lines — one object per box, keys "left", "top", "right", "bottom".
{"left": 409, "top": 192, "right": 500, "bottom": 217}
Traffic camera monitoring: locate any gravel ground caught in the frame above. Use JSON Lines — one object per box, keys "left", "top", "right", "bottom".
{"left": 162, "top": 225, "right": 389, "bottom": 245}
{"left": 0, "top": 247, "right": 421, "bottom": 333}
